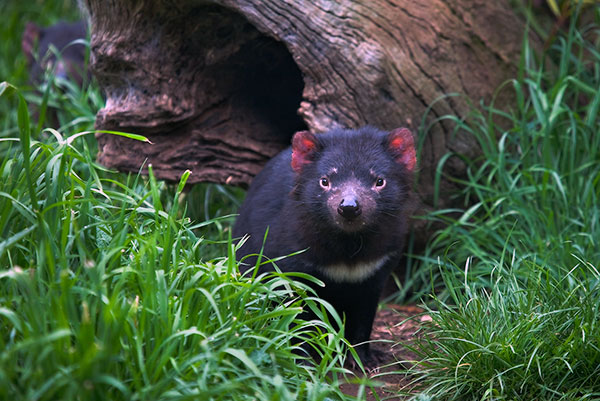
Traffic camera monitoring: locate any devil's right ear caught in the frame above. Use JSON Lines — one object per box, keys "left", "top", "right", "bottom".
{"left": 386, "top": 128, "right": 417, "bottom": 172}
{"left": 291, "top": 131, "right": 320, "bottom": 173}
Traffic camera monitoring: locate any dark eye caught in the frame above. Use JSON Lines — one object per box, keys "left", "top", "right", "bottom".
{"left": 320, "top": 177, "right": 330, "bottom": 188}
{"left": 375, "top": 177, "right": 386, "bottom": 187}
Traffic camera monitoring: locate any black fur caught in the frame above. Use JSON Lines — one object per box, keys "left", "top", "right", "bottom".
{"left": 233, "top": 126, "right": 414, "bottom": 359}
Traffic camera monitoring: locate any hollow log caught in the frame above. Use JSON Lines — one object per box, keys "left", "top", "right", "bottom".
{"left": 81, "top": 0, "right": 539, "bottom": 243}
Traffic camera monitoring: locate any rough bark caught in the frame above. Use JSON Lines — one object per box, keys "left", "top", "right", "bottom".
{"left": 81, "top": 0, "right": 538, "bottom": 241}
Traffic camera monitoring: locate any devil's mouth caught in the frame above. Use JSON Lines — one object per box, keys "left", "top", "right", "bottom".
{"left": 332, "top": 215, "right": 368, "bottom": 232}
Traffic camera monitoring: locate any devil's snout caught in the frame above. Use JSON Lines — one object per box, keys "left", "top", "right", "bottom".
{"left": 337, "top": 196, "right": 361, "bottom": 219}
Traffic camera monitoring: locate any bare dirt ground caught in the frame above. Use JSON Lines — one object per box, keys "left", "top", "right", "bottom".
{"left": 339, "top": 304, "right": 429, "bottom": 400}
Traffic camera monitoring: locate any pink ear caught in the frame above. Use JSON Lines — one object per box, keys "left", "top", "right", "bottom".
{"left": 387, "top": 128, "right": 417, "bottom": 172}
{"left": 291, "top": 131, "right": 319, "bottom": 173}
{"left": 22, "top": 22, "right": 41, "bottom": 65}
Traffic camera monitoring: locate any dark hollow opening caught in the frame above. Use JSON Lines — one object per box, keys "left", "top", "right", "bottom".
{"left": 231, "top": 36, "right": 307, "bottom": 143}
{"left": 192, "top": 5, "right": 307, "bottom": 148}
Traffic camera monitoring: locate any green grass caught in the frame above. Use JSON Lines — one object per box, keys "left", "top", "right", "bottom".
{"left": 404, "top": 9, "right": 600, "bottom": 400}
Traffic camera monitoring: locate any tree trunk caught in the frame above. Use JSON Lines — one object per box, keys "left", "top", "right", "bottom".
{"left": 81, "top": 0, "right": 538, "bottom": 243}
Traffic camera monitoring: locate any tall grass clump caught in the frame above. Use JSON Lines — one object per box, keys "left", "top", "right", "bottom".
{"left": 409, "top": 13, "right": 600, "bottom": 400}
{"left": 0, "top": 83, "right": 361, "bottom": 400}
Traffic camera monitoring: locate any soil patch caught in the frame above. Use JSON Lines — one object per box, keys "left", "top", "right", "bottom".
{"left": 339, "top": 304, "right": 428, "bottom": 400}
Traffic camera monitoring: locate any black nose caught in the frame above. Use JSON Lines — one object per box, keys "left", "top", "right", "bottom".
{"left": 337, "top": 197, "right": 361, "bottom": 219}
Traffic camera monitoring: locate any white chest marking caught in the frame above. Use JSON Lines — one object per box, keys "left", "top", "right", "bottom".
{"left": 320, "top": 254, "right": 391, "bottom": 283}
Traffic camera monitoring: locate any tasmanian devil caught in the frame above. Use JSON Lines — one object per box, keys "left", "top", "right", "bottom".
{"left": 233, "top": 126, "right": 416, "bottom": 360}
{"left": 21, "top": 20, "right": 89, "bottom": 127}
{"left": 22, "top": 20, "right": 88, "bottom": 86}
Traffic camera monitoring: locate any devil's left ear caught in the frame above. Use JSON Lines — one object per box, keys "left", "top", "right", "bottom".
{"left": 291, "top": 130, "right": 321, "bottom": 173}
{"left": 386, "top": 128, "right": 417, "bottom": 172}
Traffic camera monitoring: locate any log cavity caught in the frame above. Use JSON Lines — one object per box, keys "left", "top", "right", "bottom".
{"left": 216, "top": 35, "right": 307, "bottom": 143}
{"left": 192, "top": 5, "right": 307, "bottom": 144}
{"left": 93, "top": 4, "right": 306, "bottom": 185}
